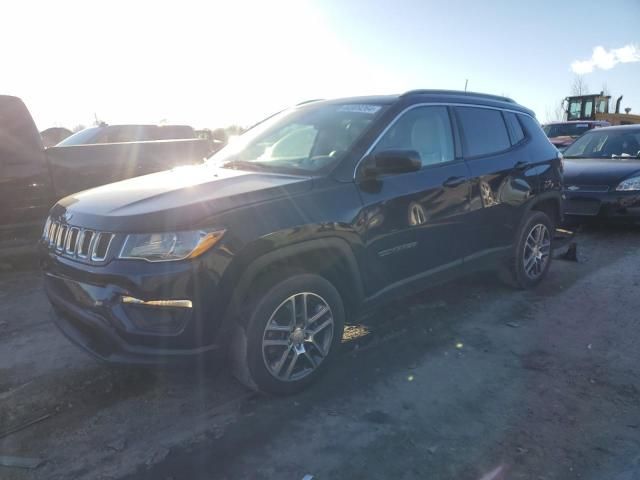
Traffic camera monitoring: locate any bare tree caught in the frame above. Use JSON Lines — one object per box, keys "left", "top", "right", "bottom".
{"left": 544, "top": 98, "right": 567, "bottom": 123}
{"left": 72, "top": 124, "right": 86, "bottom": 133}
{"left": 571, "top": 76, "right": 589, "bottom": 96}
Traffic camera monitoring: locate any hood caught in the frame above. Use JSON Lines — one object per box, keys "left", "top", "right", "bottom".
{"left": 563, "top": 157, "right": 640, "bottom": 187}
{"left": 52, "top": 164, "right": 313, "bottom": 231}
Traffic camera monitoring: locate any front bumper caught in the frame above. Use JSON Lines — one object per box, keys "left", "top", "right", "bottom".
{"left": 41, "top": 245, "right": 228, "bottom": 365}
{"left": 563, "top": 190, "right": 640, "bottom": 224}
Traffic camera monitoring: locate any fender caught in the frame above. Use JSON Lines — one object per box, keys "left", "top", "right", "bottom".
{"left": 216, "top": 235, "right": 365, "bottom": 336}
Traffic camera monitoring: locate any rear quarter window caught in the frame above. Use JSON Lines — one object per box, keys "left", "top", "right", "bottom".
{"left": 517, "top": 114, "right": 548, "bottom": 143}
{"left": 456, "top": 106, "right": 510, "bottom": 157}
{"left": 504, "top": 112, "right": 526, "bottom": 145}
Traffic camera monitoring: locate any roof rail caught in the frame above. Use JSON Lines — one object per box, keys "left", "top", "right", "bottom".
{"left": 296, "top": 98, "right": 324, "bottom": 106}
{"left": 401, "top": 89, "right": 515, "bottom": 104}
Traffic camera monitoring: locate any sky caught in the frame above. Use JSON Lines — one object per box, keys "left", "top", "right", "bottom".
{"left": 2, "top": 0, "right": 639, "bottom": 130}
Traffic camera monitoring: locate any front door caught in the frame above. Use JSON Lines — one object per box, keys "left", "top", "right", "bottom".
{"left": 356, "top": 105, "right": 471, "bottom": 296}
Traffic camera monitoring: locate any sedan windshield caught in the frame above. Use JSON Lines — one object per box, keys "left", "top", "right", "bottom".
{"left": 57, "top": 127, "right": 103, "bottom": 145}
{"left": 563, "top": 129, "right": 640, "bottom": 158}
{"left": 209, "top": 102, "right": 387, "bottom": 174}
{"left": 542, "top": 123, "right": 591, "bottom": 138}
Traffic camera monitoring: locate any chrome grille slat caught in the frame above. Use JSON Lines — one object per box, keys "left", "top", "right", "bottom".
{"left": 91, "top": 232, "right": 114, "bottom": 262}
{"left": 77, "top": 230, "right": 94, "bottom": 258}
{"left": 65, "top": 227, "right": 80, "bottom": 255}
{"left": 42, "top": 218, "right": 114, "bottom": 264}
{"left": 55, "top": 225, "right": 67, "bottom": 251}
{"left": 49, "top": 222, "right": 59, "bottom": 246}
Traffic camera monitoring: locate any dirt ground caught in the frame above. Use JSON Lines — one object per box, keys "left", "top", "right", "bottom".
{"left": 1, "top": 227, "right": 639, "bottom": 480}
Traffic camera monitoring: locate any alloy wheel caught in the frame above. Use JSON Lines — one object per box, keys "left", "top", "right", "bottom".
{"left": 261, "top": 292, "right": 334, "bottom": 382}
{"left": 523, "top": 223, "right": 551, "bottom": 279}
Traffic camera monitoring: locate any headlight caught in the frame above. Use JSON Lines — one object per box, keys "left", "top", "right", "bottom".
{"left": 616, "top": 176, "right": 640, "bottom": 191}
{"left": 118, "top": 230, "right": 225, "bottom": 262}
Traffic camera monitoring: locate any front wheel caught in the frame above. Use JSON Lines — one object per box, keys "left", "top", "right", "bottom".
{"left": 500, "top": 211, "right": 554, "bottom": 289}
{"left": 230, "top": 273, "right": 345, "bottom": 395}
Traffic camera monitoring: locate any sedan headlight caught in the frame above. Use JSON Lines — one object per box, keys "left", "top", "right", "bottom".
{"left": 119, "top": 230, "right": 225, "bottom": 262}
{"left": 616, "top": 176, "right": 640, "bottom": 191}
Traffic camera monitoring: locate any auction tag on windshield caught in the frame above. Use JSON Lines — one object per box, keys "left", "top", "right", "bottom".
{"left": 576, "top": 124, "right": 588, "bottom": 127}
{"left": 337, "top": 104, "right": 381, "bottom": 114}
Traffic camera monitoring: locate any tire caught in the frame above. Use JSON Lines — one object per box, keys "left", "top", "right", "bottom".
{"left": 230, "top": 273, "right": 345, "bottom": 395}
{"left": 499, "top": 210, "right": 554, "bottom": 289}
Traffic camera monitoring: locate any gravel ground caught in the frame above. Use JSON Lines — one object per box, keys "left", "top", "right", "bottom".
{"left": 1, "top": 227, "right": 639, "bottom": 480}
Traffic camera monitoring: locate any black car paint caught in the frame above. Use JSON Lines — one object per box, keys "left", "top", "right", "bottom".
{"left": 40, "top": 92, "right": 562, "bottom": 363}
{"left": 564, "top": 157, "right": 640, "bottom": 222}
{"left": 562, "top": 125, "right": 640, "bottom": 223}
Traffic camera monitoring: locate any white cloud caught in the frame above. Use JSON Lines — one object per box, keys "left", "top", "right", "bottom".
{"left": 571, "top": 44, "right": 640, "bottom": 74}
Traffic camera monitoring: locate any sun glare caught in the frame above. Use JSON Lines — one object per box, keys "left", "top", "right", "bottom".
{"left": 2, "top": 0, "right": 401, "bottom": 131}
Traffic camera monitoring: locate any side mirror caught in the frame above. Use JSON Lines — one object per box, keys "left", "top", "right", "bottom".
{"left": 363, "top": 149, "right": 422, "bottom": 177}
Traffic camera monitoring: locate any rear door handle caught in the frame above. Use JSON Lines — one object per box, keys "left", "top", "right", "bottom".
{"left": 514, "top": 160, "right": 531, "bottom": 170}
{"left": 442, "top": 176, "right": 466, "bottom": 188}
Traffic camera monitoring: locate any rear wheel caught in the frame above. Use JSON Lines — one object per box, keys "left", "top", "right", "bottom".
{"left": 230, "top": 273, "right": 345, "bottom": 395}
{"left": 500, "top": 210, "right": 554, "bottom": 289}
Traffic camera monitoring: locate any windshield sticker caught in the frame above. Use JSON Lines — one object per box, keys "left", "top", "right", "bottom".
{"left": 337, "top": 104, "right": 382, "bottom": 114}
{"left": 576, "top": 124, "right": 588, "bottom": 127}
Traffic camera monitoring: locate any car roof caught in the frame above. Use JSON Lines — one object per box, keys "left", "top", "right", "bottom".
{"left": 544, "top": 120, "right": 608, "bottom": 125}
{"left": 298, "top": 90, "right": 533, "bottom": 116}
{"left": 582, "top": 124, "right": 640, "bottom": 133}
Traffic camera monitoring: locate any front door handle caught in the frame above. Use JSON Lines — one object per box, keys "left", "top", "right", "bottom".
{"left": 442, "top": 176, "right": 466, "bottom": 188}
{"left": 514, "top": 160, "right": 531, "bottom": 170}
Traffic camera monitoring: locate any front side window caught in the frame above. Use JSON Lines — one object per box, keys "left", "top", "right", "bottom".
{"left": 568, "top": 100, "right": 582, "bottom": 120}
{"left": 456, "top": 106, "right": 510, "bottom": 157}
{"left": 584, "top": 100, "right": 594, "bottom": 119}
{"left": 597, "top": 99, "right": 608, "bottom": 114}
{"left": 373, "top": 106, "right": 454, "bottom": 167}
{"left": 210, "top": 102, "right": 387, "bottom": 174}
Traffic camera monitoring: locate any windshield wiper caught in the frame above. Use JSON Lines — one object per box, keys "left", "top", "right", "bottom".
{"left": 221, "top": 160, "right": 271, "bottom": 171}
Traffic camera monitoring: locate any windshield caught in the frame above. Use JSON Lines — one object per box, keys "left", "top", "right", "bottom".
{"left": 58, "top": 125, "right": 195, "bottom": 145}
{"left": 57, "top": 127, "right": 103, "bottom": 146}
{"left": 542, "top": 123, "right": 591, "bottom": 138}
{"left": 564, "top": 129, "right": 640, "bottom": 158}
{"left": 209, "top": 102, "right": 387, "bottom": 174}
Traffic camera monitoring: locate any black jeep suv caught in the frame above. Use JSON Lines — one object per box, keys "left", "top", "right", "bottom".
{"left": 40, "top": 90, "right": 562, "bottom": 394}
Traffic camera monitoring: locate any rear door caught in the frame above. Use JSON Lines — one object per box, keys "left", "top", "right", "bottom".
{"left": 455, "top": 106, "right": 537, "bottom": 263}
{"left": 0, "top": 96, "right": 52, "bottom": 239}
{"left": 356, "top": 105, "right": 471, "bottom": 295}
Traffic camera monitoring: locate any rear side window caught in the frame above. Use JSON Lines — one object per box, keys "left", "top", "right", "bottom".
{"left": 503, "top": 112, "right": 525, "bottom": 145}
{"left": 456, "top": 107, "right": 510, "bottom": 157}
{"left": 518, "top": 114, "right": 548, "bottom": 144}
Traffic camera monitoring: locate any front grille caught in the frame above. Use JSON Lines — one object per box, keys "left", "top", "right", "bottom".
{"left": 43, "top": 219, "right": 114, "bottom": 263}
{"left": 565, "top": 198, "right": 601, "bottom": 216}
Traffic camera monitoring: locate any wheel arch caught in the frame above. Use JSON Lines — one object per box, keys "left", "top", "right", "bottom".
{"left": 218, "top": 236, "right": 365, "bottom": 335}
{"left": 525, "top": 192, "right": 563, "bottom": 227}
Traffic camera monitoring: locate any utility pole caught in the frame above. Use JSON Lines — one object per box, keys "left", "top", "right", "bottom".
{"left": 464, "top": 79, "right": 468, "bottom": 92}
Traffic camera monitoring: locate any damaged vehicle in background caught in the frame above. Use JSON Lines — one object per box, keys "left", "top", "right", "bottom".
{"left": 40, "top": 90, "right": 562, "bottom": 395}
{"left": 542, "top": 120, "right": 609, "bottom": 151}
{"left": 563, "top": 124, "right": 640, "bottom": 225}
{"left": 0, "top": 95, "right": 211, "bottom": 248}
